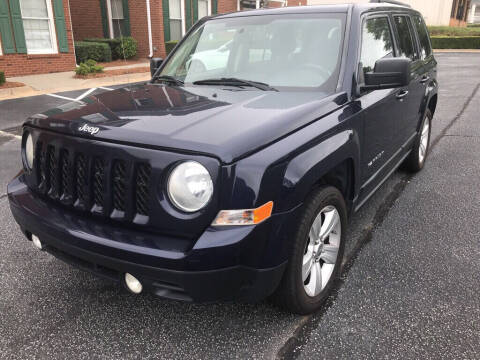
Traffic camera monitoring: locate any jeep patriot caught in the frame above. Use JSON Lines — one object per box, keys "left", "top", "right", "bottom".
{"left": 8, "top": 1, "right": 437, "bottom": 314}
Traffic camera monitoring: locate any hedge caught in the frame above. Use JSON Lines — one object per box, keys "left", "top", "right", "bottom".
{"left": 431, "top": 36, "right": 480, "bottom": 49}
{"left": 165, "top": 41, "right": 178, "bottom": 56}
{"left": 84, "top": 37, "right": 137, "bottom": 60}
{"left": 0, "top": 71, "right": 5, "bottom": 86}
{"left": 114, "top": 37, "right": 137, "bottom": 59}
{"left": 84, "top": 38, "right": 121, "bottom": 59}
{"left": 427, "top": 26, "right": 480, "bottom": 36}
{"left": 75, "top": 41, "right": 112, "bottom": 63}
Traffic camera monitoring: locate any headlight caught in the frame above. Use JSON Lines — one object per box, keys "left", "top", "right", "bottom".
{"left": 23, "top": 132, "right": 34, "bottom": 170}
{"left": 167, "top": 161, "right": 213, "bottom": 212}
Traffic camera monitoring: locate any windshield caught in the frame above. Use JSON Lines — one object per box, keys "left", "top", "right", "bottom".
{"left": 159, "top": 13, "right": 346, "bottom": 91}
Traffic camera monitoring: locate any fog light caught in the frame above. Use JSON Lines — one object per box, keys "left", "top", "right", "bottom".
{"left": 31, "top": 234, "right": 43, "bottom": 250}
{"left": 124, "top": 273, "right": 143, "bottom": 294}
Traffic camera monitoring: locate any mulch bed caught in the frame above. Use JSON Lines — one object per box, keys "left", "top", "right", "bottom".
{"left": 98, "top": 59, "right": 149, "bottom": 68}
{"left": 74, "top": 66, "right": 150, "bottom": 79}
{"left": 0, "top": 81, "right": 26, "bottom": 89}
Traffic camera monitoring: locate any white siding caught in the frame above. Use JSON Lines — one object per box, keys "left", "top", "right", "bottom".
{"left": 468, "top": 0, "right": 480, "bottom": 23}
{"left": 306, "top": 0, "right": 454, "bottom": 26}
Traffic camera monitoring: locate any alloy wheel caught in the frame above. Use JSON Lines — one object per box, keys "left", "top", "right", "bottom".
{"left": 302, "top": 205, "right": 341, "bottom": 297}
{"left": 419, "top": 117, "right": 430, "bottom": 164}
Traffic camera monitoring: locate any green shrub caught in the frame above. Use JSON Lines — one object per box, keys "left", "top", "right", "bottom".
{"left": 114, "top": 36, "right": 137, "bottom": 59}
{"left": 0, "top": 71, "right": 5, "bottom": 86}
{"left": 431, "top": 36, "right": 480, "bottom": 49}
{"left": 75, "top": 60, "right": 104, "bottom": 76}
{"left": 75, "top": 41, "right": 112, "bottom": 63}
{"left": 427, "top": 26, "right": 480, "bottom": 36}
{"left": 84, "top": 38, "right": 122, "bottom": 59}
{"left": 165, "top": 40, "right": 178, "bottom": 55}
{"left": 84, "top": 37, "right": 137, "bottom": 59}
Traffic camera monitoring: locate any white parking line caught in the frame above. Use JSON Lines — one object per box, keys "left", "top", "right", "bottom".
{"left": 99, "top": 86, "right": 114, "bottom": 91}
{"left": 0, "top": 130, "right": 21, "bottom": 140}
{"left": 45, "top": 93, "right": 84, "bottom": 103}
{"left": 75, "top": 87, "right": 97, "bottom": 101}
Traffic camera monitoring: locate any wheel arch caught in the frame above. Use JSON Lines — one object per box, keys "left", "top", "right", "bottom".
{"left": 427, "top": 93, "right": 438, "bottom": 118}
{"left": 280, "top": 130, "right": 360, "bottom": 213}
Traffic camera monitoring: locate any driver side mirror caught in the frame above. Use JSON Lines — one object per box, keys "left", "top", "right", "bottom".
{"left": 150, "top": 57, "right": 163, "bottom": 78}
{"left": 362, "top": 58, "right": 411, "bottom": 91}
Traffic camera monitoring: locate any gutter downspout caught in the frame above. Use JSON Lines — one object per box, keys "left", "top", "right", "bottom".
{"left": 146, "top": 0, "right": 153, "bottom": 58}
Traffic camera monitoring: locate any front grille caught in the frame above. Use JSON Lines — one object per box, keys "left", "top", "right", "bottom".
{"left": 35, "top": 143, "right": 152, "bottom": 223}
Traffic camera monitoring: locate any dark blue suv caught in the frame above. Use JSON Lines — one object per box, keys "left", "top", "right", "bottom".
{"left": 8, "top": 1, "right": 437, "bottom": 314}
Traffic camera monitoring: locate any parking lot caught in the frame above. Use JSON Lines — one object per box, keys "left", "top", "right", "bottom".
{"left": 0, "top": 53, "right": 479, "bottom": 359}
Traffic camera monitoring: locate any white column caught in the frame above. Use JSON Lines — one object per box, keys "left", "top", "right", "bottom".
{"left": 470, "top": 4, "right": 477, "bottom": 23}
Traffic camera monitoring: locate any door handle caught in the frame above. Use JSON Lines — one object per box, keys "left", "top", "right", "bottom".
{"left": 420, "top": 76, "right": 430, "bottom": 84}
{"left": 396, "top": 90, "right": 409, "bottom": 100}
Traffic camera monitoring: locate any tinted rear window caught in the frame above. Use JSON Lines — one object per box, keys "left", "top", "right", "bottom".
{"left": 412, "top": 16, "right": 432, "bottom": 59}
{"left": 393, "top": 16, "right": 417, "bottom": 60}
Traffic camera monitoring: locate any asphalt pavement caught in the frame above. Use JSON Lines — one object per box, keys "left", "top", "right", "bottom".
{"left": 0, "top": 53, "right": 479, "bottom": 359}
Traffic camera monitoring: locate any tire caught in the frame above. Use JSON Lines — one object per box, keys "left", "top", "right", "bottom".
{"left": 402, "top": 109, "right": 432, "bottom": 173}
{"left": 272, "top": 186, "right": 347, "bottom": 314}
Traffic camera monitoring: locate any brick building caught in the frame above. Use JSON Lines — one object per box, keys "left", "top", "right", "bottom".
{"left": 69, "top": 0, "right": 306, "bottom": 59}
{"left": 0, "top": 0, "right": 76, "bottom": 77}
{"left": 0, "top": 0, "right": 306, "bottom": 77}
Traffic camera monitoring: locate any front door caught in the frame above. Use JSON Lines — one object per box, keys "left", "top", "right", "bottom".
{"left": 358, "top": 15, "right": 399, "bottom": 186}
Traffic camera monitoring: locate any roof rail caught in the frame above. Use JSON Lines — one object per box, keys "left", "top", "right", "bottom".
{"left": 369, "top": 0, "right": 411, "bottom": 7}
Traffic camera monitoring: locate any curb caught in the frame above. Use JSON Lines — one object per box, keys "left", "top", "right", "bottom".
{"left": 433, "top": 49, "right": 480, "bottom": 53}
{"left": 0, "top": 72, "right": 150, "bottom": 101}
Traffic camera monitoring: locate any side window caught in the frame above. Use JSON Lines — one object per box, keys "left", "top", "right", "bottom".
{"left": 412, "top": 16, "right": 432, "bottom": 59}
{"left": 360, "top": 17, "right": 394, "bottom": 77}
{"left": 393, "top": 16, "right": 417, "bottom": 60}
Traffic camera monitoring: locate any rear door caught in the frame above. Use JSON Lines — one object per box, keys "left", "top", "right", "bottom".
{"left": 391, "top": 14, "right": 424, "bottom": 147}
{"left": 412, "top": 14, "right": 437, "bottom": 107}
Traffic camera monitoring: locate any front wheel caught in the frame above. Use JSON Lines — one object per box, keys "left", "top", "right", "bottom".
{"left": 403, "top": 109, "right": 432, "bottom": 172}
{"left": 272, "top": 186, "right": 347, "bottom": 314}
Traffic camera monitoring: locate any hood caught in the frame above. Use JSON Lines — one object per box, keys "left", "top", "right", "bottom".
{"left": 27, "top": 83, "right": 348, "bottom": 164}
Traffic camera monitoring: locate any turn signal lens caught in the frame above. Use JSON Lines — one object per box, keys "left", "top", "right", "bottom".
{"left": 212, "top": 201, "right": 273, "bottom": 226}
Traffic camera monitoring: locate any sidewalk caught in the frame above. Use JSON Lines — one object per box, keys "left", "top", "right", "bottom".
{"left": 0, "top": 62, "right": 150, "bottom": 101}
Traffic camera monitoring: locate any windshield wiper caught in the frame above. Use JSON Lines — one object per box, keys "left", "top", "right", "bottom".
{"left": 193, "top": 78, "right": 278, "bottom": 91}
{"left": 152, "top": 75, "right": 184, "bottom": 86}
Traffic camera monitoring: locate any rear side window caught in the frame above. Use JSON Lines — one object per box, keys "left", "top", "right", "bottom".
{"left": 360, "top": 17, "right": 394, "bottom": 75}
{"left": 393, "top": 16, "right": 417, "bottom": 60}
{"left": 412, "top": 16, "right": 432, "bottom": 59}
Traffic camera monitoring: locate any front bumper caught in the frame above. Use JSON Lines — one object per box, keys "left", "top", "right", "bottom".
{"left": 8, "top": 175, "right": 295, "bottom": 303}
